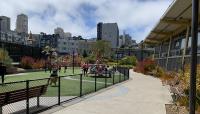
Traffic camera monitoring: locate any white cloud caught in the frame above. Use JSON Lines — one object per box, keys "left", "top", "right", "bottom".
{"left": 0, "top": 0, "right": 173, "bottom": 42}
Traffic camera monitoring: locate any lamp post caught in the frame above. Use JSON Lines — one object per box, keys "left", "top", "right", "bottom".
{"left": 72, "top": 50, "right": 75, "bottom": 74}
{"left": 190, "top": 0, "right": 199, "bottom": 114}
{"left": 141, "top": 40, "right": 144, "bottom": 61}
{"left": 0, "top": 17, "right": 4, "bottom": 63}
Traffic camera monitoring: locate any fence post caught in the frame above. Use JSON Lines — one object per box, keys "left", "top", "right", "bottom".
{"left": 26, "top": 80, "right": 29, "bottom": 114}
{"left": 0, "top": 106, "right": 2, "bottom": 114}
{"left": 128, "top": 69, "right": 130, "bottom": 79}
{"left": 37, "top": 96, "right": 40, "bottom": 107}
{"left": 80, "top": 74, "right": 83, "bottom": 97}
{"left": 113, "top": 71, "right": 115, "bottom": 85}
{"left": 95, "top": 73, "right": 97, "bottom": 92}
{"left": 105, "top": 74, "right": 107, "bottom": 88}
{"left": 58, "top": 77, "right": 61, "bottom": 105}
{"left": 123, "top": 68, "right": 126, "bottom": 81}
{"left": 119, "top": 68, "right": 121, "bottom": 83}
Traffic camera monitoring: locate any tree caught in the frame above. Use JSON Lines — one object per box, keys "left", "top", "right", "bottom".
{"left": 82, "top": 50, "right": 88, "bottom": 58}
{"left": 92, "top": 40, "right": 111, "bottom": 61}
{"left": 0, "top": 48, "right": 13, "bottom": 67}
{"left": 42, "top": 46, "right": 58, "bottom": 66}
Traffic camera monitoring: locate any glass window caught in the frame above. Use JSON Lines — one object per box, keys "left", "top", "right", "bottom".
{"left": 181, "top": 38, "right": 185, "bottom": 49}
{"left": 188, "top": 37, "right": 192, "bottom": 47}
{"left": 175, "top": 40, "right": 180, "bottom": 48}
{"left": 198, "top": 33, "right": 200, "bottom": 46}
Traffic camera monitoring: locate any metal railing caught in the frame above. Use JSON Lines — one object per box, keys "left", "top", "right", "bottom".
{"left": 0, "top": 67, "right": 129, "bottom": 114}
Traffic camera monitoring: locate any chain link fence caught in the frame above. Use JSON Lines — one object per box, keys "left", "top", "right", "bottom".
{"left": 0, "top": 67, "right": 129, "bottom": 114}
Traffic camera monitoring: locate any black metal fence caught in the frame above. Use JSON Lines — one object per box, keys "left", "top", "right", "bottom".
{"left": 155, "top": 55, "right": 200, "bottom": 71}
{"left": 0, "top": 68, "right": 129, "bottom": 114}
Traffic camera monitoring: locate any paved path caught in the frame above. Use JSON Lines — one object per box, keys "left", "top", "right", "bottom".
{"left": 51, "top": 70, "right": 172, "bottom": 114}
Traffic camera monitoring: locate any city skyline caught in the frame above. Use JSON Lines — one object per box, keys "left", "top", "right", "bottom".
{"left": 0, "top": 0, "right": 172, "bottom": 42}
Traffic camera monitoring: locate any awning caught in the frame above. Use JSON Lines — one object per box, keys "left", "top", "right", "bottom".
{"left": 144, "top": 0, "right": 199, "bottom": 44}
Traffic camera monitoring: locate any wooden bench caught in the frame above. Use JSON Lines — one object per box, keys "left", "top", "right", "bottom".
{"left": 0, "top": 83, "right": 48, "bottom": 114}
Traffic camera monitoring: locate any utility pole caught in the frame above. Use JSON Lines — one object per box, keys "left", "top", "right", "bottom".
{"left": 190, "top": 0, "right": 199, "bottom": 114}
{"left": 141, "top": 40, "right": 144, "bottom": 61}
{"left": 73, "top": 50, "right": 75, "bottom": 74}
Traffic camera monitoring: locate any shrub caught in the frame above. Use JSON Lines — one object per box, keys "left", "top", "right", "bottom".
{"left": 154, "top": 66, "right": 165, "bottom": 78}
{"left": 143, "top": 58, "right": 156, "bottom": 72}
{"left": 84, "top": 55, "right": 96, "bottom": 64}
{"left": 134, "top": 58, "right": 156, "bottom": 74}
{"left": 32, "top": 59, "right": 45, "bottom": 69}
{"left": 119, "top": 56, "right": 137, "bottom": 66}
{"left": 0, "top": 48, "right": 13, "bottom": 67}
{"left": 134, "top": 61, "right": 145, "bottom": 73}
{"left": 20, "top": 56, "right": 35, "bottom": 69}
{"left": 175, "top": 64, "right": 200, "bottom": 109}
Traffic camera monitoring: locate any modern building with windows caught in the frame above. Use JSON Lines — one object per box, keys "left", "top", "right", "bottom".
{"left": 16, "top": 14, "right": 28, "bottom": 34}
{"left": 144, "top": 0, "right": 200, "bottom": 71}
{"left": 39, "top": 33, "right": 59, "bottom": 49}
{"left": 0, "top": 16, "right": 10, "bottom": 32}
{"left": 97, "top": 22, "right": 119, "bottom": 48}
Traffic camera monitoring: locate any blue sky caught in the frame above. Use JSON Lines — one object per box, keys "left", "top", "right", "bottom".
{"left": 0, "top": 0, "right": 173, "bottom": 42}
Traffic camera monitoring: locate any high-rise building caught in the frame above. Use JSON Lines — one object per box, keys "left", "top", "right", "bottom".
{"left": 64, "top": 32, "right": 72, "bottom": 38}
{"left": 54, "top": 27, "right": 65, "bottom": 38}
{"left": 16, "top": 14, "right": 28, "bottom": 33}
{"left": 97, "top": 22, "right": 119, "bottom": 48}
{"left": 0, "top": 16, "right": 11, "bottom": 32}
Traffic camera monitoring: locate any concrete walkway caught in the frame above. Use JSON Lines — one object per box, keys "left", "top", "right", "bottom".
{"left": 50, "top": 70, "right": 172, "bottom": 114}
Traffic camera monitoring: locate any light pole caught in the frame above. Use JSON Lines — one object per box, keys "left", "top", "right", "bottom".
{"left": 141, "top": 40, "right": 144, "bottom": 61}
{"left": 72, "top": 50, "right": 75, "bottom": 74}
{"left": 0, "top": 17, "right": 4, "bottom": 63}
{"left": 190, "top": 0, "right": 198, "bottom": 114}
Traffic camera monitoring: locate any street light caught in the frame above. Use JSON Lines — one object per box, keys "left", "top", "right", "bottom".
{"left": 72, "top": 50, "right": 75, "bottom": 74}
{"left": 190, "top": 0, "right": 199, "bottom": 114}
{"left": 141, "top": 40, "right": 144, "bottom": 61}
{"left": 0, "top": 17, "right": 4, "bottom": 63}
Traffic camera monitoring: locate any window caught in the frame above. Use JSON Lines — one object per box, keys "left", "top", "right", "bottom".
{"left": 174, "top": 40, "right": 180, "bottom": 49}
{"left": 62, "top": 47, "right": 66, "bottom": 50}
{"left": 181, "top": 38, "right": 185, "bottom": 49}
{"left": 198, "top": 33, "right": 200, "bottom": 46}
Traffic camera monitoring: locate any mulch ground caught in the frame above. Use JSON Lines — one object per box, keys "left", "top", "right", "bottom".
{"left": 165, "top": 104, "right": 188, "bottom": 114}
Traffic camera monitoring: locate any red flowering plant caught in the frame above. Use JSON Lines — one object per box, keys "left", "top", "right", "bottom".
{"left": 32, "top": 59, "right": 45, "bottom": 69}
{"left": 20, "top": 56, "right": 35, "bottom": 69}
{"left": 134, "top": 58, "right": 156, "bottom": 74}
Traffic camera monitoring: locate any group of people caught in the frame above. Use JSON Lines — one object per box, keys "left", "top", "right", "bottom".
{"left": 81, "top": 61, "right": 112, "bottom": 77}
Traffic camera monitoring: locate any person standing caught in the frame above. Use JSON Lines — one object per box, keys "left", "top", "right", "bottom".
{"left": 85, "top": 63, "right": 89, "bottom": 76}
{"left": 64, "top": 65, "right": 67, "bottom": 73}
{"left": 58, "top": 65, "right": 61, "bottom": 73}
{"left": 0, "top": 62, "right": 6, "bottom": 84}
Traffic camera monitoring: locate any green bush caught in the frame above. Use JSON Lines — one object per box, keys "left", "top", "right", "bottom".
{"left": 119, "top": 56, "right": 137, "bottom": 66}
{"left": 154, "top": 66, "right": 165, "bottom": 78}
